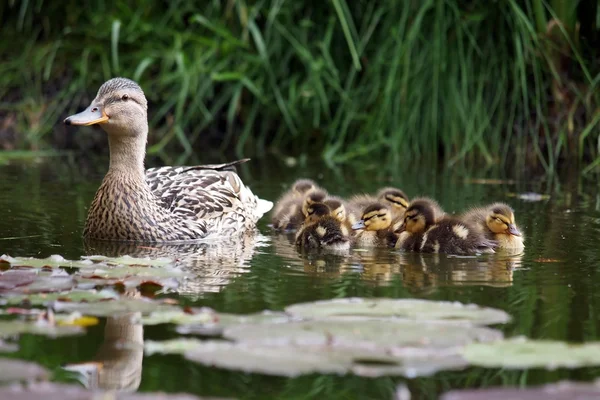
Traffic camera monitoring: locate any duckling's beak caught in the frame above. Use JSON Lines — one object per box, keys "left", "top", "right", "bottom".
{"left": 394, "top": 223, "right": 406, "bottom": 234}
{"left": 64, "top": 105, "right": 109, "bottom": 126}
{"left": 352, "top": 220, "right": 366, "bottom": 230}
{"left": 507, "top": 224, "right": 522, "bottom": 236}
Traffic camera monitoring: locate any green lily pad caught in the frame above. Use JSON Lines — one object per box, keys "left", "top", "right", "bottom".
{"left": 0, "top": 270, "right": 75, "bottom": 294}
{"left": 0, "top": 381, "right": 217, "bottom": 399}
{"left": 1, "top": 289, "right": 119, "bottom": 306}
{"left": 224, "top": 319, "right": 502, "bottom": 349}
{"left": 0, "top": 270, "right": 36, "bottom": 290}
{"left": 285, "top": 298, "right": 510, "bottom": 325}
{"left": 0, "top": 320, "right": 83, "bottom": 337}
{"left": 0, "top": 359, "right": 49, "bottom": 382}
{"left": 141, "top": 309, "right": 217, "bottom": 326}
{"left": 440, "top": 380, "right": 600, "bottom": 400}
{"left": 53, "top": 297, "right": 179, "bottom": 316}
{"left": 463, "top": 338, "right": 600, "bottom": 369}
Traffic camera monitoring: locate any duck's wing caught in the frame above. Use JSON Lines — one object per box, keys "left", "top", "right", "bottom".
{"left": 146, "top": 166, "right": 272, "bottom": 234}
{"left": 180, "top": 158, "right": 251, "bottom": 173}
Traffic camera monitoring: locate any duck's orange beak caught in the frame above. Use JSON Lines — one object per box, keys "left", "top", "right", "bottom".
{"left": 64, "top": 105, "right": 109, "bottom": 126}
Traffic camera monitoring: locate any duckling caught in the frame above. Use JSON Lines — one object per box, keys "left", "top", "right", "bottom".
{"left": 348, "top": 187, "right": 410, "bottom": 220}
{"left": 271, "top": 180, "right": 323, "bottom": 231}
{"left": 296, "top": 203, "right": 350, "bottom": 251}
{"left": 351, "top": 203, "right": 398, "bottom": 247}
{"left": 395, "top": 198, "right": 495, "bottom": 255}
{"left": 462, "top": 203, "right": 524, "bottom": 251}
{"left": 323, "top": 196, "right": 359, "bottom": 233}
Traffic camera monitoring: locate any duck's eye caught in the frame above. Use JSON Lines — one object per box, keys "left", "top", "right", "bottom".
{"left": 122, "top": 94, "right": 129, "bottom": 101}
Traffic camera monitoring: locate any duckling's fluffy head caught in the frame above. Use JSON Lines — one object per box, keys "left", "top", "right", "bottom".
{"left": 485, "top": 203, "right": 522, "bottom": 236}
{"left": 302, "top": 189, "right": 328, "bottom": 216}
{"left": 305, "top": 202, "right": 331, "bottom": 224}
{"left": 292, "top": 179, "right": 317, "bottom": 195}
{"left": 65, "top": 78, "right": 148, "bottom": 137}
{"left": 377, "top": 187, "right": 409, "bottom": 212}
{"left": 398, "top": 198, "right": 438, "bottom": 234}
{"left": 324, "top": 197, "right": 346, "bottom": 222}
{"left": 353, "top": 203, "right": 392, "bottom": 231}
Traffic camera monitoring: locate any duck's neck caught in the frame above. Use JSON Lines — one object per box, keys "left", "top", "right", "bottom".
{"left": 107, "top": 133, "right": 147, "bottom": 180}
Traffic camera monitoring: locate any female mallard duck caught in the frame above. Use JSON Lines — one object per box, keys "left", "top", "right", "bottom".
{"left": 272, "top": 185, "right": 328, "bottom": 231}
{"left": 64, "top": 77, "right": 272, "bottom": 242}
{"left": 348, "top": 187, "right": 410, "bottom": 220}
{"left": 295, "top": 203, "right": 350, "bottom": 250}
{"left": 395, "top": 198, "right": 495, "bottom": 255}
{"left": 351, "top": 202, "right": 398, "bottom": 247}
{"left": 462, "top": 203, "right": 524, "bottom": 251}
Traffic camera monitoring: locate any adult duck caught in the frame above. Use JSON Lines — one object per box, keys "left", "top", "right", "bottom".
{"left": 64, "top": 77, "right": 272, "bottom": 242}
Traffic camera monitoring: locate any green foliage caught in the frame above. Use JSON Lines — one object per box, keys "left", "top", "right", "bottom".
{"left": 1, "top": 0, "right": 600, "bottom": 170}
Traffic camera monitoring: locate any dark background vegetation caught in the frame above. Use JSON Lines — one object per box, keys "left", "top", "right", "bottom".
{"left": 1, "top": 0, "right": 600, "bottom": 172}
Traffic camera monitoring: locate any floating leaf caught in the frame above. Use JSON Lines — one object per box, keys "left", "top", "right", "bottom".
{"left": 1, "top": 289, "right": 118, "bottom": 306}
{"left": 0, "top": 270, "right": 36, "bottom": 290}
{"left": 285, "top": 298, "right": 510, "bottom": 325}
{"left": 463, "top": 338, "right": 600, "bottom": 369}
{"left": 0, "top": 381, "right": 212, "bottom": 399}
{"left": 141, "top": 309, "right": 217, "bottom": 326}
{"left": 224, "top": 320, "right": 502, "bottom": 349}
{"left": 53, "top": 297, "right": 179, "bottom": 316}
{"left": 0, "top": 359, "right": 49, "bottom": 382}
{"left": 0, "top": 254, "right": 174, "bottom": 269}
{"left": 440, "top": 380, "right": 600, "bottom": 400}
{"left": 0, "top": 270, "right": 75, "bottom": 294}
{"left": 0, "top": 320, "right": 83, "bottom": 337}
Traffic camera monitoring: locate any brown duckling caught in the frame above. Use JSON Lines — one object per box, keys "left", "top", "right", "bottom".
{"left": 462, "top": 203, "right": 524, "bottom": 251}
{"left": 395, "top": 198, "right": 495, "bottom": 255}
{"left": 295, "top": 203, "right": 350, "bottom": 251}
{"left": 351, "top": 202, "right": 398, "bottom": 247}
{"left": 271, "top": 179, "right": 323, "bottom": 231}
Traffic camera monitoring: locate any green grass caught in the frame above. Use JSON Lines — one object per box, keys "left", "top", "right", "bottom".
{"left": 1, "top": 0, "right": 600, "bottom": 172}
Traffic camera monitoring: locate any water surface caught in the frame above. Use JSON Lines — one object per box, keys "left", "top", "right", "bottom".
{"left": 1, "top": 155, "right": 600, "bottom": 399}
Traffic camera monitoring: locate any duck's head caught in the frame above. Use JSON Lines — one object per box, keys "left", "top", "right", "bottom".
{"left": 292, "top": 179, "right": 317, "bottom": 196}
{"left": 64, "top": 78, "right": 148, "bottom": 137}
{"left": 377, "top": 188, "right": 409, "bottom": 215}
{"left": 486, "top": 203, "right": 521, "bottom": 236}
{"left": 302, "top": 189, "right": 328, "bottom": 216}
{"left": 323, "top": 198, "right": 346, "bottom": 222}
{"left": 396, "top": 198, "right": 437, "bottom": 234}
{"left": 352, "top": 203, "right": 392, "bottom": 231}
{"left": 305, "top": 202, "right": 331, "bottom": 224}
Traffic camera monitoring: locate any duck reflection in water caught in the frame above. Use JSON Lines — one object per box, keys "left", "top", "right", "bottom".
{"left": 84, "top": 233, "right": 267, "bottom": 296}
{"left": 64, "top": 290, "right": 143, "bottom": 392}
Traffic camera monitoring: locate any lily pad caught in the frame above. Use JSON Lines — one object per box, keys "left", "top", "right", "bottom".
{"left": 0, "top": 270, "right": 36, "bottom": 290}
{"left": 0, "top": 339, "right": 18, "bottom": 352}
{"left": 0, "top": 382, "right": 216, "bottom": 400}
{"left": 463, "top": 338, "right": 600, "bottom": 369}
{"left": 0, "top": 270, "right": 75, "bottom": 294}
{"left": 0, "top": 320, "right": 84, "bottom": 337}
{"left": 53, "top": 297, "right": 179, "bottom": 317}
{"left": 141, "top": 309, "right": 217, "bottom": 326}
{"left": 285, "top": 298, "right": 510, "bottom": 325}
{"left": 223, "top": 320, "right": 502, "bottom": 349}
{"left": 0, "top": 359, "right": 49, "bottom": 382}
{"left": 1, "top": 289, "right": 118, "bottom": 306}
{"left": 0, "top": 254, "right": 174, "bottom": 269}
{"left": 146, "top": 338, "right": 469, "bottom": 378}
{"left": 440, "top": 380, "right": 600, "bottom": 400}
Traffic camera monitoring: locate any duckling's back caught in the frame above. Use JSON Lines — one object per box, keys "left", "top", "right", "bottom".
{"left": 296, "top": 216, "right": 350, "bottom": 250}
{"left": 420, "top": 218, "right": 496, "bottom": 255}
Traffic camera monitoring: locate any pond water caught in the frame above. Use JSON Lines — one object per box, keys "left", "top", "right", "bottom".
{"left": 1, "top": 154, "right": 600, "bottom": 399}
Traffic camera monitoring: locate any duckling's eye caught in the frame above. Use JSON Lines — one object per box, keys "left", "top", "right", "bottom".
{"left": 121, "top": 94, "right": 129, "bottom": 101}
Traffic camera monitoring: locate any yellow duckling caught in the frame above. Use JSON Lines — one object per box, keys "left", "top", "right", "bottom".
{"left": 295, "top": 203, "right": 350, "bottom": 250}
{"left": 395, "top": 198, "right": 495, "bottom": 255}
{"left": 351, "top": 203, "right": 398, "bottom": 247}
{"left": 348, "top": 187, "right": 410, "bottom": 221}
{"left": 322, "top": 196, "right": 360, "bottom": 234}
{"left": 271, "top": 179, "right": 323, "bottom": 231}
{"left": 462, "top": 203, "right": 524, "bottom": 251}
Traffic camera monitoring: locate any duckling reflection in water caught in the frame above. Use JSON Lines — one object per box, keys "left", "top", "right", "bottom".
{"left": 295, "top": 203, "right": 350, "bottom": 251}
{"left": 395, "top": 198, "right": 496, "bottom": 255}
{"left": 461, "top": 203, "right": 524, "bottom": 251}
{"left": 351, "top": 202, "right": 398, "bottom": 247}
{"left": 272, "top": 180, "right": 328, "bottom": 231}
